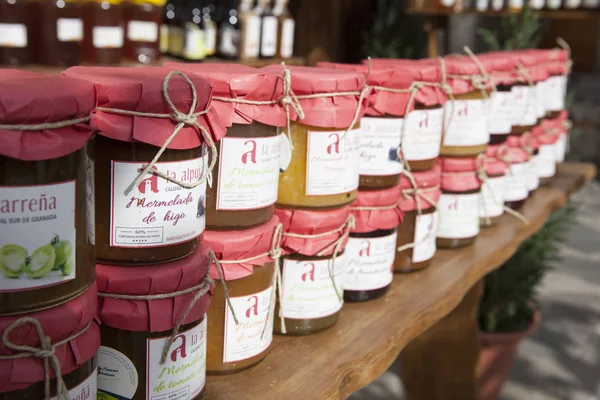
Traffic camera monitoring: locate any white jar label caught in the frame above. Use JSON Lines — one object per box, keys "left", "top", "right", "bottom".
{"left": 403, "top": 108, "right": 443, "bottom": 161}
{"left": 535, "top": 82, "right": 546, "bottom": 118}
{"left": 280, "top": 18, "right": 295, "bottom": 58}
{"left": 527, "top": 158, "right": 540, "bottom": 191}
{"left": 57, "top": 18, "right": 83, "bottom": 42}
{"left": 442, "top": 99, "right": 490, "bottom": 147}
{"left": 505, "top": 163, "right": 529, "bottom": 202}
{"left": 281, "top": 256, "right": 345, "bottom": 319}
{"left": 243, "top": 14, "right": 261, "bottom": 58}
{"left": 184, "top": 27, "right": 205, "bottom": 60}
{"left": 479, "top": 176, "right": 506, "bottom": 218}
{"left": 217, "top": 136, "right": 280, "bottom": 210}
{"left": 437, "top": 193, "right": 480, "bottom": 239}
{"left": 110, "top": 157, "right": 207, "bottom": 248}
{"left": 93, "top": 26, "right": 124, "bottom": 48}
{"left": 306, "top": 129, "right": 360, "bottom": 196}
{"left": 489, "top": 91, "right": 513, "bottom": 135}
{"left": 204, "top": 22, "right": 217, "bottom": 55}
{"left": 260, "top": 16, "right": 278, "bottom": 57}
{"left": 147, "top": 319, "right": 206, "bottom": 399}
{"left": 554, "top": 134, "right": 567, "bottom": 163}
{"left": 344, "top": 232, "right": 396, "bottom": 291}
{"left": 511, "top": 86, "right": 537, "bottom": 126}
{"left": 537, "top": 144, "right": 556, "bottom": 178}
{"left": 52, "top": 368, "right": 97, "bottom": 400}
{"left": 412, "top": 211, "right": 439, "bottom": 263}
{"left": 359, "top": 117, "right": 403, "bottom": 176}
{"left": 0, "top": 24, "right": 27, "bottom": 47}
{"left": 0, "top": 181, "right": 76, "bottom": 290}
{"left": 98, "top": 346, "right": 139, "bottom": 399}
{"left": 127, "top": 20, "right": 158, "bottom": 42}
{"left": 545, "top": 76, "right": 567, "bottom": 112}
{"left": 223, "top": 285, "right": 273, "bottom": 363}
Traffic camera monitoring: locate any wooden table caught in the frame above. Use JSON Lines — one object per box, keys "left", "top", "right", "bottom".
{"left": 205, "top": 162, "right": 596, "bottom": 400}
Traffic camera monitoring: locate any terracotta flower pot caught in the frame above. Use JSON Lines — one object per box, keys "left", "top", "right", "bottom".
{"left": 476, "top": 308, "right": 542, "bottom": 400}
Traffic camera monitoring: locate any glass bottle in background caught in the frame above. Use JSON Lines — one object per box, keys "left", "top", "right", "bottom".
{"left": 239, "top": 0, "right": 260, "bottom": 59}
{"left": 124, "top": 0, "right": 164, "bottom": 64}
{"left": 583, "top": 0, "right": 599, "bottom": 7}
{"left": 564, "top": 0, "right": 582, "bottom": 7}
{"left": 274, "top": 0, "right": 293, "bottom": 58}
{"left": 0, "top": 0, "right": 31, "bottom": 65}
{"left": 508, "top": 0, "right": 523, "bottom": 10}
{"left": 183, "top": 5, "right": 205, "bottom": 61}
{"left": 159, "top": 0, "right": 172, "bottom": 54}
{"left": 83, "top": 0, "right": 124, "bottom": 64}
{"left": 528, "top": 0, "right": 545, "bottom": 9}
{"left": 257, "top": 0, "right": 276, "bottom": 59}
{"left": 546, "top": 0, "right": 560, "bottom": 8}
{"left": 218, "top": 0, "right": 239, "bottom": 59}
{"left": 167, "top": 0, "right": 184, "bottom": 57}
{"left": 202, "top": 0, "right": 217, "bottom": 56}
{"left": 490, "top": 0, "right": 504, "bottom": 9}
{"left": 33, "top": 0, "right": 83, "bottom": 66}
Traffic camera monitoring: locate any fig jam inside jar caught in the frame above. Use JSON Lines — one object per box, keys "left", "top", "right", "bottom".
{"left": 82, "top": 0, "right": 124, "bottom": 65}
{"left": 395, "top": 165, "right": 441, "bottom": 272}
{"left": 0, "top": 74, "right": 96, "bottom": 315}
{"left": 202, "top": 217, "right": 279, "bottom": 374}
{"left": 161, "top": 63, "right": 286, "bottom": 230}
{"left": 345, "top": 184, "right": 403, "bottom": 301}
{"left": 124, "top": 0, "right": 164, "bottom": 64}
{"left": 0, "top": 285, "right": 100, "bottom": 399}
{"left": 96, "top": 245, "right": 213, "bottom": 399}
{"left": 64, "top": 66, "right": 222, "bottom": 265}
{"left": 436, "top": 157, "right": 482, "bottom": 249}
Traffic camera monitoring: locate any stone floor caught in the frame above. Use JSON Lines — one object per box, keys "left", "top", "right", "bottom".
{"left": 349, "top": 182, "right": 600, "bottom": 400}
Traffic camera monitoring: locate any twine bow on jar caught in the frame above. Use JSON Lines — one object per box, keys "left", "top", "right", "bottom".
{"left": 0, "top": 317, "right": 94, "bottom": 400}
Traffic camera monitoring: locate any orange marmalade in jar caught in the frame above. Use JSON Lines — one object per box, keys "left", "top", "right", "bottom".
{"left": 163, "top": 63, "right": 287, "bottom": 230}
{"left": 64, "top": 66, "right": 226, "bottom": 265}
{"left": 262, "top": 65, "right": 368, "bottom": 210}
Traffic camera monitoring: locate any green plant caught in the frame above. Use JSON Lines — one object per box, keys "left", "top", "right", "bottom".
{"left": 479, "top": 201, "right": 578, "bottom": 333}
{"left": 478, "top": 6, "right": 542, "bottom": 50}
{"left": 363, "top": 2, "right": 427, "bottom": 59}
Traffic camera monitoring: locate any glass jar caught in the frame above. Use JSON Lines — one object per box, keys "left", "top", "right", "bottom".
{"left": 504, "top": 161, "right": 529, "bottom": 209}
{"left": 344, "top": 228, "right": 396, "bottom": 302}
{"left": 479, "top": 171, "right": 506, "bottom": 227}
{"left": 275, "top": 251, "right": 345, "bottom": 335}
{"left": 124, "top": 0, "right": 164, "bottom": 64}
{"left": 277, "top": 122, "right": 360, "bottom": 209}
{"left": 32, "top": 0, "right": 83, "bottom": 66}
{"left": 0, "top": 284, "right": 100, "bottom": 399}
{"left": 527, "top": 147, "right": 540, "bottom": 194}
{"left": 207, "top": 261, "right": 275, "bottom": 374}
{"left": 0, "top": 146, "right": 95, "bottom": 315}
{"left": 395, "top": 207, "right": 438, "bottom": 272}
{"left": 489, "top": 85, "right": 513, "bottom": 145}
{"left": 440, "top": 89, "right": 491, "bottom": 157}
{"left": 358, "top": 115, "right": 403, "bottom": 189}
{"left": 82, "top": 0, "right": 124, "bottom": 64}
{"left": 206, "top": 122, "right": 280, "bottom": 230}
{"left": 99, "top": 319, "right": 207, "bottom": 399}
{"left": 0, "top": 0, "right": 31, "bottom": 65}
{"left": 94, "top": 135, "right": 206, "bottom": 264}
{"left": 404, "top": 105, "right": 444, "bottom": 172}
{"left": 437, "top": 187, "right": 481, "bottom": 248}
{"left": 0, "top": 357, "right": 97, "bottom": 400}
{"left": 544, "top": 75, "right": 567, "bottom": 120}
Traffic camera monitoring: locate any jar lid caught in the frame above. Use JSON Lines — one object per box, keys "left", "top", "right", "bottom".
{"left": 261, "top": 65, "right": 367, "bottom": 129}
{"left": 398, "top": 165, "right": 442, "bottom": 212}
{"left": 506, "top": 135, "right": 531, "bottom": 163}
{"left": 316, "top": 62, "right": 417, "bottom": 117}
{"left": 477, "top": 52, "right": 520, "bottom": 86}
{"left": 532, "top": 120, "right": 558, "bottom": 145}
{"left": 203, "top": 215, "right": 281, "bottom": 281}
{"left": 351, "top": 185, "right": 403, "bottom": 233}
{"left": 506, "top": 50, "right": 551, "bottom": 83}
{"left": 441, "top": 55, "right": 495, "bottom": 94}
{"left": 526, "top": 48, "right": 570, "bottom": 76}
{"left": 438, "top": 156, "right": 482, "bottom": 192}
{"left": 162, "top": 63, "right": 287, "bottom": 128}
{"left": 276, "top": 206, "right": 352, "bottom": 257}
{"left": 96, "top": 243, "right": 213, "bottom": 333}
{"left": 0, "top": 284, "right": 100, "bottom": 393}
{"left": 364, "top": 59, "right": 448, "bottom": 106}
{"left": 485, "top": 144, "right": 509, "bottom": 175}
{"left": 64, "top": 66, "right": 226, "bottom": 149}
{"left": 0, "top": 74, "right": 95, "bottom": 161}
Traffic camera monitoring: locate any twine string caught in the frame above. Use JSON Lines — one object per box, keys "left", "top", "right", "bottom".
{"left": 0, "top": 319, "right": 94, "bottom": 400}
{"left": 0, "top": 116, "right": 91, "bottom": 131}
